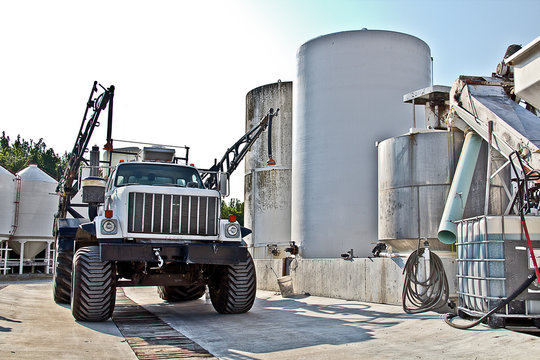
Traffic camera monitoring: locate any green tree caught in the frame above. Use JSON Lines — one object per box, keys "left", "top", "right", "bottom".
{"left": 0, "top": 131, "right": 64, "bottom": 177}
{"left": 221, "top": 198, "right": 244, "bottom": 226}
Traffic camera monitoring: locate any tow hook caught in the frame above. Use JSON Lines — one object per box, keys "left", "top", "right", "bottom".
{"left": 153, "top": 247, "right": 164, "bottom": 268}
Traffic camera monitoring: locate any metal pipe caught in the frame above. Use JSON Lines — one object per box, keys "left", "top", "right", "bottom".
{"left": 484, "top": 121, "right": 493, "bottom": 215}
{"left": 89, "top": 146, "right": 100, "bottom": 177}
{"left": 412, "top": 98, "right": 416, "bottom": 128}
{"left": 438, "top": 132, "right": 483, "bottom": 244}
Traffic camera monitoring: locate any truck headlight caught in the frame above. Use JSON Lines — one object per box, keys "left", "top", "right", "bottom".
{"left": 225, "top": 223, "right": 239, "bottom": 238}
{"left": 101, "top": 219, "right": 118, "bottom": 235}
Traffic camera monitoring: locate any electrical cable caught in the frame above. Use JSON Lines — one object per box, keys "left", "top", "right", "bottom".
{"left": 402, "top": 247, "right": 449, "bottom": 314}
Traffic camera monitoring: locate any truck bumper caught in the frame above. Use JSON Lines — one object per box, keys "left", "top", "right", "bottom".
{"left": 99, "top": 242, "right": 248, "bottom": 265}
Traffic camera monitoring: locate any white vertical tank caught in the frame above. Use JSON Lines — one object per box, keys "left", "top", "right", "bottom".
{"left": 244, "top": 81, "right": 293, "bottom": 259}
{"left": 9, "top": 164, "right": 58, "bottom": 258}
{"left": 0, "top": 165, "right": 16, "bottom": 241}
{"left": 292, "top": 30, "right": 432, "bottom": 258}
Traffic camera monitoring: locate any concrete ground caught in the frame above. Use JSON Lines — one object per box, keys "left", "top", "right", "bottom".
{"left": 0, "top": 280, "right": 136, "bottom": 360}
{"left": 1, "top": 280, "right": 539, "bottom": 359}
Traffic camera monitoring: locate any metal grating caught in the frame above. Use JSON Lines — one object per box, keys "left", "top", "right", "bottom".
{"left": 128, "top": 193, "right": 218, "bottom": 236}
{"left": 113, "top": 288, "right": 216, "bottom": 359}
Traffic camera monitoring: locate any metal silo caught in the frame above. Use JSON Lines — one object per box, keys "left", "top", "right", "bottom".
{"left": 9, "top": 164, "right": 57, "bottom": 260}
{"left": 377, "top": 129, "right": 509, "bottom": 254}
{"left": 292, "top": 30, "right": 432, "bottom": 258}
{"left": 245, "top": 81, "right": 293, "bottom": 259}
{"left": 0, "top": 165, "right": 16, "bottom": 241}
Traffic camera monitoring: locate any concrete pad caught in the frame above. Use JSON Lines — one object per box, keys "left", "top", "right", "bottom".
{"left": 254, "top": 257, "right": 459, "bottom": 305}
{"left": 125, "top": 287, "right": 540, "bottom": 360}
{"left": 1, "top": 280, "right": 538, "bottom": 360}
{"left": 0, "top": 280, "right": 136, "bottom": 360}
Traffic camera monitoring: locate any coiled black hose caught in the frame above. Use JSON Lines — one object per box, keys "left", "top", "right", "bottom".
{"left": 402, "top": 248, "right": 449, "bottom": 314}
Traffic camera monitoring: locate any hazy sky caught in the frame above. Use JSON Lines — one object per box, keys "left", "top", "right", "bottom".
{"left": 1, "top": 0, "right": 539, "bottom": 198}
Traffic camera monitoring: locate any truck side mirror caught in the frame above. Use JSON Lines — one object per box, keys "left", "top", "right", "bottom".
{"left": 218, "top": 172, "right": 230, "bottom": 197}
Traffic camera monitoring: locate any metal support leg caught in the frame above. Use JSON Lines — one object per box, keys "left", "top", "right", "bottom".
{"left": 1, "top": 241, "right": 8, "bottom": 275}
{"left": 19, "top": 241, "right": 25, "bottom": 274}
{"left": 45, "top": 241, "right": 52, "bottom": 274}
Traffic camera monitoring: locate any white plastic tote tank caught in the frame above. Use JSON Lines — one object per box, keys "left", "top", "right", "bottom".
{"left": 292, "top": 30, "right": 432, "bottom": 258}
{"left": 0, "top": 165, "right": 16, "bottom": 241}
{"left": 9, "top": 164, "right": 58, "bottom": 258}
{"left": 244, "top": 81, "right": 293, "bottom": 259}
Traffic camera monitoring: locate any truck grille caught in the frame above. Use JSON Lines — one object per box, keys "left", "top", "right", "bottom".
{"left": 127, "top": 192, "right": 219, "bottom": 236}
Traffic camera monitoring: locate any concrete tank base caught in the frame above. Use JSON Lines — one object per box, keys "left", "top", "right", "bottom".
{"left": 254, "top": 257, "right": 458, "bottom": 305}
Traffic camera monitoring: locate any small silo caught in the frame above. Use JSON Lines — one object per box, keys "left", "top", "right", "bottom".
{"left": 9, "top": 164, "right": 58, "bottom": 260}
{"left": 378, "top": 86, "right": 510, "bottom": 255}
{"left": 0, "top": 165, "right": 16, "bottom": 241}
{"left": 292, "top": 30, "right": 432, "bottom": 258}
{"left": 244, "top": 81, "right": 293, "bottom": 259}
{"left": 377, "top": 129, "right": 509, "bottom": 254}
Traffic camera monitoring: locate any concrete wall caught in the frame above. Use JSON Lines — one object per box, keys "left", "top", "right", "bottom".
{"left": 254, "top": 257, "right": 457, "bottom": 306}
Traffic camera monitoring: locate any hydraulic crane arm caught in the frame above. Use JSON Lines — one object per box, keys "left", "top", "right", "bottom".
{"left": 56, "top": 81, "right": 114, "bottom": 220}
{"left": 201, "top": 108, "right": 279, "bottom": 190}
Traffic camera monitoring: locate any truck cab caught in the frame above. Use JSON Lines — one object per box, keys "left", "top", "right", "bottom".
{"left": 97, "top": 161, "right": 240, "bottom": 243}
{"left": 54, "top": 148, "right": 256, "bottom": 322}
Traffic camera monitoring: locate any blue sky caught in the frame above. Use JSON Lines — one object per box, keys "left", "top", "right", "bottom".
{"left": 1, "top": 0, "right": 538, "bottom": 198}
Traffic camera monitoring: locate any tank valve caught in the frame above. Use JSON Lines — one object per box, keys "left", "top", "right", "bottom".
{"left": 267, "top": 155, "right": 276, "bottom": 166}
{"left": 153, "top": 247, "right": 164, "bottom": 268}
{"left": 341, "top": 249, "right": 354, "bottom": 260}
{"left": 371, "top": 242, "right": 387, "bottom": 257}
{"left": 285, "top": 241, "right": 299, "bottom": 255}
{"left": 267, "top": 244, "right": 280, "bottom": 256}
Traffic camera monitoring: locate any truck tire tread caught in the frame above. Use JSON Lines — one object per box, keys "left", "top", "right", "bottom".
{"left": 53, "top": 250, "right": 72, "bottom": 304}
{"left": 209, "top": 253, "right": 256, "bottom": 314}
{"left": 71, "top": 246, "right": 116, "bottom": 322}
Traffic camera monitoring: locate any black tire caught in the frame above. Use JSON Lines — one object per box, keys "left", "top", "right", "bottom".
{"left": 157, "top": 284, "right": 206, "bottom": 302}
{"left": 53, "top": 248, "right": 73, "bottom": 304}
{"left": 209, "top": 252, "right": 256, "bottom": 314}
{"left": 71, "top": 246, "right": 116, "bottom": 322}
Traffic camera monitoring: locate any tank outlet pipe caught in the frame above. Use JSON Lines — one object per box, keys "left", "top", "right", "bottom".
{"left": 267, "top": 108, "right": 278, "bottom": 166}
{"left": 438, "top": 132, "right": 483, "bottom": 244}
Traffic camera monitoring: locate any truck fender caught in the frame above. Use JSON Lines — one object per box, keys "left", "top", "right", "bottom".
{"left": 76, "top": 222, "right": 97, "bottom": 240}
{"left": 240, "top": 226, "right": 252, "bottom": 238}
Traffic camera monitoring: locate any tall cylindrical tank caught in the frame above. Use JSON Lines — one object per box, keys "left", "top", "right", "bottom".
{"left": 292, "top": 30, "right": 432, "bottom": 258}
{"left": 9, "top": 164, "right": 58, "bottom": 258}
{"left": 0, "top": 165, "right": 16, "bottom": 241}
{"left": 245, "top": 81, "right": 293, "bottom": 259}
{"left": 378, "top": 129, "right": 510, "bottom": 254}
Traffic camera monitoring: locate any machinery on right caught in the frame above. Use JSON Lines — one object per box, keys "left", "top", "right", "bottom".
{"left": 439, "top": 36, "right": 540, "bottom": 329}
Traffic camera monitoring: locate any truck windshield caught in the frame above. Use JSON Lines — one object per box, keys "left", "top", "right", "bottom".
{"left": 114, "top": 163, "right": 204, "bottom": 188}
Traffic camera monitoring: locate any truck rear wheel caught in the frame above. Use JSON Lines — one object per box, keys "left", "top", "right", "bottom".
{"left": 157, "top": 284, "right": 206, "bottom": 302}
{"left": 53, "top": 248, "right": 72, "bottom": 304}
{"left": 71, "top": 246, "right": 116, "bottom": 322}
{"left": 209, "top": 252, "right": 256, "bottom": 314}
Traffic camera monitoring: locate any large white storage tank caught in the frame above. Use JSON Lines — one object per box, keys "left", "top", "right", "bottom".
{"left": 0, "top": 165, "right": 16, "bottom": 241}
{"left": 245, "top": 81, "right": 293, "bottom": 259}
{"left": 292, "top": 30, "right": 432, "bottom": 258}
{"left": 9, "top": 164, "right": 58, "bottom": 258}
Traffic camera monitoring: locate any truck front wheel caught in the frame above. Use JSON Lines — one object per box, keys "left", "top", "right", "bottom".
{"left": 71, "top": 246, "right": 116, "bottom": 322}
{"left": 52, "top": 248, "right": 72, "bottom": 304}
{"left": 209, "top": 252, "right": 256, "bottom": 314}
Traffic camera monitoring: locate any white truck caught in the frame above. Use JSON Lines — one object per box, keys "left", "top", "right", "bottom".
{"left": 53, "top": 82, "right": 275, "bottom": 321}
